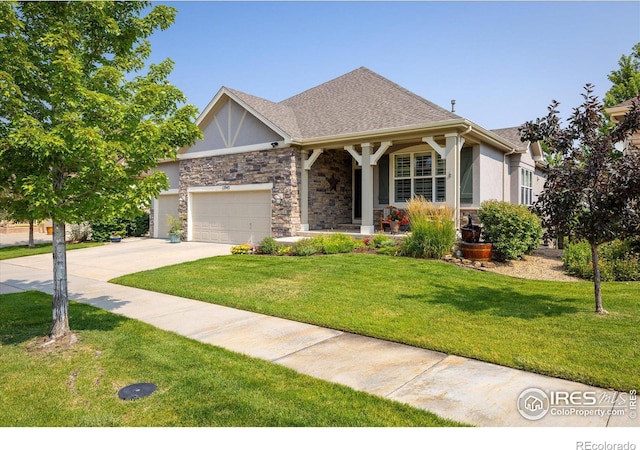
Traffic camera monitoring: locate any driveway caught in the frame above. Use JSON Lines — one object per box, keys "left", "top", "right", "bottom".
{"left": 1, "top": 237, "right": 232, "bottom": 283}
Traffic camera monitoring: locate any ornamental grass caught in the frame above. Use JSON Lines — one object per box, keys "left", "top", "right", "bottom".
{"left": 401, "top": 196, "right": 456, "bottom": 259}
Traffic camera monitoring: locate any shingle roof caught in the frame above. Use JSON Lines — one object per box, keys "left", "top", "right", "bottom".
{"left": 491, "top": 126, "right": 528, "bottom": 150}
{"left": 225, "top": 87, "right": 302, "bottom": 138}
{"left": 280, "top": 67, "right": 461, "bottom": 139}
{"left": 224, "top": 67, "right": 461, "bottom": 141}
{"left": 609, "top": 96, "right": 640, "bottom": 109}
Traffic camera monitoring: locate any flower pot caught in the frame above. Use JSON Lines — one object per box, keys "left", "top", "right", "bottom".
{"left": 461, "top": 242, "right": 492, "bottom": 261}
{"left": 46, "top": 226, "right": 53, "bottom": 235}
{"left": 169, "top": 233, "right": 181, "bottom": 243}
{"left": 389, "top": 221, "right": 400, "bottom": 233}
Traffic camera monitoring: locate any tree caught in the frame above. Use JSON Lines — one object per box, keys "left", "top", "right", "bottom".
{"left": 520, "top": 85, "right": 640, "bottom": 314}
{"left": 604, "top": 43, "right": 640, "bottom": 108}
{"left": 0, "top": 2, "right": 201, "bottom": 338}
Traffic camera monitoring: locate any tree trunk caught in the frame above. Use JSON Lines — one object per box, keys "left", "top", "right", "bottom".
{"left": 28, "top": 218, "right": 35, "bottom": 248}
{"left": 50, "top": 220, "right": 70, "bottom": 338}
{"left": 590, "top": 242, "right": 607, "bottom": 314}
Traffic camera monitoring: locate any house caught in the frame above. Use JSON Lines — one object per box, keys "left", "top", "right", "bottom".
{"left": 151, "top": 67, "right": 545, "bottom": 244}
{"left": 606, "top": 96, "right": 640, "bottom": 152}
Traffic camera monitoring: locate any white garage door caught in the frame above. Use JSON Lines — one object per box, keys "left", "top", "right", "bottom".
{"left": 190, "top": 190, "right": 271, "bottom": 244}
{"left": 156, "top": 194, "right": 179, "bottom": 238}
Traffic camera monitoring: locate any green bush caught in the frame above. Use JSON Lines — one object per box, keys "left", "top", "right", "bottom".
{"left": 377, "top": 246, "right": 399, "bottom": 256}
{"left": 563, "top": 241, "right": 594, "bottom": 279}
{"left": 478, "top": 200, "right": 542, "bottom": 261}
{"left": 89, "top": 211, "right": 149, "bottom": 242}
{"left": 371, "top": 234, "right": 397, "bottom": 249}
{"left": 291, "top": 238, "right": 320, "bottom": 256}
{"left": 321, "top": 233, "right": 356, "bottom": 254}
{"left": 563, "top": 240, "right": 640, "bottom": 281}
{"left": 257, "top": 237, "right": 280, "bottom": 255}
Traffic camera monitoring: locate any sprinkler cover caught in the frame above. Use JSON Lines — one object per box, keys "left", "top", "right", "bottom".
{"left": 118, "top": 383, "right": 157, "bottom": 400}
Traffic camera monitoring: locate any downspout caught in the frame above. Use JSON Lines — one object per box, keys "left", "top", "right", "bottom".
{"left": 502, "top": 147, "right": 517, "bottom": 202}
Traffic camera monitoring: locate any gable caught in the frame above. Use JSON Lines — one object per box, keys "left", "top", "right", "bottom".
{"left": 183, "top": 98, "right": 284, "bottom": 155}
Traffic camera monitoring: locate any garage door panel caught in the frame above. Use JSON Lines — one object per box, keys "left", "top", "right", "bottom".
{"left": 191, "top": 190, "right": 271, "bottom": 244}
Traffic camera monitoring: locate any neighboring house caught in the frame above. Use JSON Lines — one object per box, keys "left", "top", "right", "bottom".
{"left": 606, "top": 96, "right": 640, "bottom": 153}
{"left": 151, "top": 67, "right": 545, "bottom": 244}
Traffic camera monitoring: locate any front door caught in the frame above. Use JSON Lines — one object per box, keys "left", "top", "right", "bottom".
{"left": 353, "top": 167, "right": 362, "bottom": 221}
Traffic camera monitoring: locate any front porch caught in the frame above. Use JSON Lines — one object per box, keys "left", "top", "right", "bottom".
{"left": 298, "top": 130, "right": 471, "bottom": 235}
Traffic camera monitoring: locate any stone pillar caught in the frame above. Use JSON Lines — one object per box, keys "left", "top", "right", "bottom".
{"left": 300, "top": 150, "right": 309, "bottom": 231}
{"left": 360, "top": 143, "right": 375, "bottom": 235}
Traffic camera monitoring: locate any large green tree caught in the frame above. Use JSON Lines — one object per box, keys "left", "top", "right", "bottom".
{"left": 604, "top": 43, "right": 640, "bottom": 107}
{"left": 520, "top": 85, "right": 640, "bottom": 314}
{"left": 0, "top": 2, "right": 201, "bottom": 338}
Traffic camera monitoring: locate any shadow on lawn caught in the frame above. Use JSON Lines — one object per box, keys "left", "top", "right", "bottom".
{"left": 400, "top": 282, "right": 585, "bottom": 319}
{"left": 0, "top": 288, "right": 129, "bottom": 345}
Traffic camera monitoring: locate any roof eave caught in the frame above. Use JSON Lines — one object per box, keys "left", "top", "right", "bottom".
{"left": 294, "top": 119, "right": 472, "bottom": 149}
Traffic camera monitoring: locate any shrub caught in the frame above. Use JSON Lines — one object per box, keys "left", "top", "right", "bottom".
{"left": 377, "top": 246, "right": 399, "bottom": 256}
{"left": 276, "top": 246, "right": 291, "bottom": 256}
{"left": 372, "top": 234, "right": 396, "bottom": 249}
{"left": 291, "top": 238, "right": 320, "bottom": 256}
{"left": 478, "top": 200, "right": 542, "bottom": 261}
{"left": 257, "top": 237, "right": 280, "bottom": 255}
{"left": 230, "top": 244, "right": 253, "bottom": 255}
{"left": 89, "top": 211, "right": 150, "bottom": 242}
{"left": 67, "top": 223, "right": 91, "bottom": 243}
{"left": 321, "top": 233, "right": 356, "bottom": 254}
{"left": 563, "top": 241, "right": 593, "bottom": 279}
{"left": 400, "top": 197, "right": 455, "bottom": 259}
{"left": 563, "top": 240, "right": 640, "bottom": 281}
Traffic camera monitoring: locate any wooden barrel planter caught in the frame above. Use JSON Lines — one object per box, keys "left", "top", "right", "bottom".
{"left": 461, "top": 242, "right": 493, "bottom": 261}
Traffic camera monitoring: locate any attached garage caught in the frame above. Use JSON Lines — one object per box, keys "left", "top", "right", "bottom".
{"left": 154, "top": 193, "right": 179, "bottom": 239}
{"left": 189, "top": 185, "right": 272, "bottom": 244}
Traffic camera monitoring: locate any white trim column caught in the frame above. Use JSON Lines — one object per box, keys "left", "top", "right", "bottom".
{"left": 424, "top": 133, "right": 466, "bottom": 227}
{"left": 360, "top": 143, "right": 375, "bottom": 235}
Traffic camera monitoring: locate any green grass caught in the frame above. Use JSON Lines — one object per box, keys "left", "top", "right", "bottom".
{"left": 112, "top": 254, "right": 640, "bottom": 392}
{"left": 0, "top": 242, "right": 103, "bottom": 260}
{"left": 0, "top": 291, "right": 463, "bottom": 427}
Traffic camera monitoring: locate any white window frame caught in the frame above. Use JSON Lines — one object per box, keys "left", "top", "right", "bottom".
{"left": 520, "top": 168, "right": 533, "bottom": 205}
{"left": 390, "top": 148, "right": 446, "bottom": 206}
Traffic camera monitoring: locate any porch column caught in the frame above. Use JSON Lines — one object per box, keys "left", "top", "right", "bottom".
{"left": 423, "top": 133, "right": 466, "bottom": 228}
{"left": 300, "top": 150, "right": 309, "bottom": 231}
{"left": 300, "top": 149, "right": 323, "bottom": 231}
{"left": 360, "top": 143, "right": 375, "bottom": 235}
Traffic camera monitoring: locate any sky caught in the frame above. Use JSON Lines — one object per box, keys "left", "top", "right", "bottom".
{"left": 145, "top": 1, "right": 640, "bottom": 131}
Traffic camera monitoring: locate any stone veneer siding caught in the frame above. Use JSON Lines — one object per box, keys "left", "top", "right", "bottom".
{"left": 307, "top": 150, "right": 353, "bottom": 229}
{"left": 178, "top": 147, "right": 301, "bottom": 238}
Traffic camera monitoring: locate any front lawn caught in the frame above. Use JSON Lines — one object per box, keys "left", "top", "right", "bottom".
{"left": 0, "top": 242, "right": 103, "bottom": 260}
{"left": 0, "top": 291, "right": 461, "bottom": 427}
{"left": 112, "top": 254, "right": 640, "bottom": 392}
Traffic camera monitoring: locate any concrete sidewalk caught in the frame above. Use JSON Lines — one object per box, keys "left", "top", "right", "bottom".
{"left": 0, "top": 238, "right": 636, "bottom": 427}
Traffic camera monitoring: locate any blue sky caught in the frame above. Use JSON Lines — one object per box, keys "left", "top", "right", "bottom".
{"left": 147, "top": 1, "right": 640, "bottom": 130}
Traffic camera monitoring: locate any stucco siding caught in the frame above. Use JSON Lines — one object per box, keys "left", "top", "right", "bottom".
{"left": 154, "top": 161, "right": 180, "bottom": 190}
{"left": 478, "top": 143, "right": 506, "bottom": 203}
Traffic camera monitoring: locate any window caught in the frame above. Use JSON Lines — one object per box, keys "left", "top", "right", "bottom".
{"left": 521, "top": 168, "right": 533, "bottom": 205}
{"left": 393, "top": 151, "right": 446, "bottom": 203}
